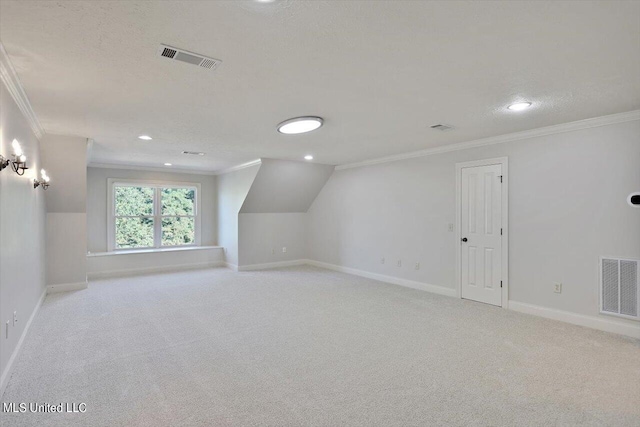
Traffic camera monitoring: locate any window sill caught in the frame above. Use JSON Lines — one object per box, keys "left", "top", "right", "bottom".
{"left": 87, "top": 246, "right": 223, "bottom": 257}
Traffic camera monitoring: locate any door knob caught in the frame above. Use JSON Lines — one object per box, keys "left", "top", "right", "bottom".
{"left": 461, "top": 237, "right": 468, "bottom": 242}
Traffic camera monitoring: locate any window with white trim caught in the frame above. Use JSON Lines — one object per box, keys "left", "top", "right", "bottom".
{"left": 108, "top": 180, "right": 200, "bottom": 251}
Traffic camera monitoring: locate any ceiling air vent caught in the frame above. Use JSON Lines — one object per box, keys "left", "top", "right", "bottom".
{"left": 182, "top": 151, "right": 206, "bottom": 156}
{"left": 600, "top": 257, "right": 639, "bottom": 320}
{"left": 157, "top": 44, "right": 221, "bottom": 70}
{"left": 430, "top": 124, "right": 454, "bottom": 131}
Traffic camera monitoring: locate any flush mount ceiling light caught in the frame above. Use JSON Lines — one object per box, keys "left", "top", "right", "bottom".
{"left": 507, "top": 102, "right": 532, "bottom": 111}
{"left": 164, "top": 163, "right": 172, "bottom": 166}
{"left": 304, "top": 155, "right": 314, "bottom": 160}
{"left": 138, "top": 135, "right": 152, "bottom": 140}
{"left": 277, "top": 117, "right": 323, "bottom": 135}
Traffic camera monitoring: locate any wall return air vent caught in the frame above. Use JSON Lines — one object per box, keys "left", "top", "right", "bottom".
{"left": 157, "top": 44, "right": 222, "bottom": 70}
{"left": 600, "top": 257, "right": 639, "bottom": 320}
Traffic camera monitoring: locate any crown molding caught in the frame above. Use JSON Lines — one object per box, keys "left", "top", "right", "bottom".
{"left": 214, "top": 159, "right": 262, "bottom": 175}
{"left": 336, "top": 110, "right": 640, "bottom": 171}
{"left": 88, "top": 162, "right": 218, "bottom": 176}
{"left": 88, "top": 158, "right": 262, "bottom": 176}
{"left": 0, "top": 41, "right": 44, "bottom": 139}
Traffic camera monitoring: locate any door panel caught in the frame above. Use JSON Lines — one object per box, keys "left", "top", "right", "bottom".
{"left": 461, "top": 164, "right": 502, "bottom": 306}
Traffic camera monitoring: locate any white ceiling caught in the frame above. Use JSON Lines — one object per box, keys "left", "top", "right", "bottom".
{"left": 1, "top": 0, "right": 639, "bottom": 173}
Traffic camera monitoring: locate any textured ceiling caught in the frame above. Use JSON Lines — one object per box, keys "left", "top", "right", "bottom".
{"left": 1, "top": 0, "right": 639, "bottom": 172}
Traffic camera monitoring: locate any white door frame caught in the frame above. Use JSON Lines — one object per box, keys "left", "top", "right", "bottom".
{"left": 455, "top": 157, "right": 509, "bottom": 308}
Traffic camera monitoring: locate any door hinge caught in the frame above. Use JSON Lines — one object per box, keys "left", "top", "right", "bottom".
{"left": 500, "top": 228, "right": 503, "bottom": 235}
{"left": 498, "top": 175, "right": 503, "bottom": 183}
{"left": 500, "top": 280, "right": 503, "bottom": 288}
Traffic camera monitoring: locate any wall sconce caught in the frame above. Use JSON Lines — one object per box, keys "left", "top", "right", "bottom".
{"left": 11, "top": 139, "right": 28, "bottom": 175}
{"left": 1, "top": 139, "right": 29, "bottom": 176}
{"left": 33, "top": 169, "right": 51, "bottom": 190}
{"left": 0, "top": 154, "right": 9, "bottom": 171}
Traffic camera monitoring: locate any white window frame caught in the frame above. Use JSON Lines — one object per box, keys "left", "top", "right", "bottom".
{"left": 107, "top": 178, "right": 202, "bottom": 252}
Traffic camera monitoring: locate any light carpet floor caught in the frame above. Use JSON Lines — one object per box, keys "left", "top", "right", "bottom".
{"left": 1, "top": 266, "right": 639, "bottom": 427}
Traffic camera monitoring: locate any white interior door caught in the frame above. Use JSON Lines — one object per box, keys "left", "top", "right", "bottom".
{"left": 460, "top": 164, "right": 503, "bottom": 306}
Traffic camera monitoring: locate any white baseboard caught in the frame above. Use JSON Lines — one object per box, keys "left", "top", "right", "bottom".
{"left": 47, "top": 281, "right": 88, "bottom": 294}
{"left": 509, "top": 301, "right": 640, "bottom": 339}
{"left": 88, "top": 261, "right": 225, "bottom": 280}
{"left": 0, "top": 288, "right": 46, "bottom": 398}
{"left": 238, "top": 259, "right": 308, "bottom": 272}
{"left": 305, "top": 259, "right": 457, "bottom": 298}
{"left": 223, "top": 262, "right": 238, "bottom": 272}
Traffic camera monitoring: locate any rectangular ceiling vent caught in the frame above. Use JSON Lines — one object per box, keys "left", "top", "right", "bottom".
{"left": 157, "top": 44, "right": 222, "bottom": 70}
{"left": 430, "top": 124, "right": 454, "bottom": 132}
{"left": 182, "top": 151, "right": 206, "bottom": 156}
{"left": 600, "top": 257, "right": 639, "bottom": 320}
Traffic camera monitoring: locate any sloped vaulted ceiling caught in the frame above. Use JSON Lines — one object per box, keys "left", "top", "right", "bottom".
{"left": 240, "top": 159, "right": 334, "bottom": 213}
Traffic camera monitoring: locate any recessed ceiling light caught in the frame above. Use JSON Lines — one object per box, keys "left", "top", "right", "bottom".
{"left": 304, "top": 155, "right": 314, "bottom": 160}
{"left": 507, "top": 102, "right": 532, "bottom": 111}
{"left": 138, "top": 135, "right": 152, "bottom": 140}
{"left": 277, "top": 117, "right": 323, "bottom": 134}
{"left": 164, "top": 163, "right": 172, "bottom": 166}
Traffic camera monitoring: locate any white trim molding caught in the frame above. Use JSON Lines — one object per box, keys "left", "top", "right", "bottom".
{"left": 305, "top": 260, "right": 457, "bottom": 298}
{"left": 214, "top": 159, "right": 262, "bottom": 176}
{"left": 89, "top": 162, "right": 218, "bottom": 176}
{"left": 336, "top": 110, "right": 640, "bottom": 170}
{"left": 88, "top": 245, "right": 222, "bottom": 257}
{"left": 0, "top": 41, "right": 44, "bottom": 139}
{"left": 0, "top": 288, "right": 46, "bottom": 398}
{"left": 88, "top": 159, "right": 262, "bottom": 176}
{"left": 509, "top": 301, "right": 640, "bottom": 339}
{"left": 455, "top": 157, "right": 509, "bottom": 309}
{"left": 223, "top": 262, "right": 239, "bottom": 272}
{"left": 238, "top": 259, "right": 308, "bottom": 272}
{"left": 47, "top": 281, "right": 88, "bottom": 294}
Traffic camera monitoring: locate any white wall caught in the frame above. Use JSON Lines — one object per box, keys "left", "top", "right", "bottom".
{"left": 308, "top": 120, "right": 640, "bottom": 330}
{"left": 216, "top": 165, "right": 260, "bottom": 267}
{"left": 0, "top": 78, "right": 46, "bottom": 393}
{"left": 238, "top": 213, "right": 307, "bottom": 266}
{"left": 234, "top": 159, "right": 332, "bottom": 267}
{"left": 87, "top": 167, "right": 217, "bottom": 253}
{"left": 41, "top": 135, "right": 88, "bottom": 288}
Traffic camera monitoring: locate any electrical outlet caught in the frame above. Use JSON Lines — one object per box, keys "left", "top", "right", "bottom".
{"left": 415, "top": 262, "right": 420, "bottom": 270}
{"left": 448, "top": 223, "right": 454, "bottom": 232}
{"left": 380, "top": 257, "right": 385, "bottom": 264}
{"left": 397, "top": 260, "right": 402, "bottom": 268}
{"left": 282, "top": 247, "right": 287, "bottom": 253}
{"left": 13, "top": 311, "right": 17, "bottom": 326}
{"left": 271, "top": 248, "right": 275, "bottom": 255}
{"left": 554, "top": 283, "right": 562, "bottom": 293}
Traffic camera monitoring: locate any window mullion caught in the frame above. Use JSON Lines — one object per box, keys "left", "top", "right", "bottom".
{"left": 154, "top": 187, "right": 162, "bottom": 248}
